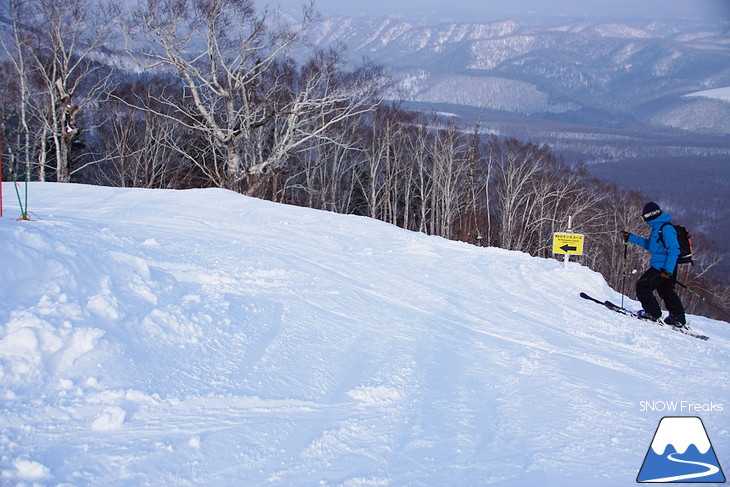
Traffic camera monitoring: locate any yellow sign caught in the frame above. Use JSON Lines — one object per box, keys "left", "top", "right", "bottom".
{"left": 553, "top": 233, "right": 585, "bottom": 255}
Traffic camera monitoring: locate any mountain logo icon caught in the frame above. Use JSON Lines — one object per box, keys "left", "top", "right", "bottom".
{"left": 637, "top": 416, "right": 726, "bottom": 483}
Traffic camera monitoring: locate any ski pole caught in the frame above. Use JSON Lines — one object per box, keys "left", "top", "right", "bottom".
{"left": 674, "top": 279, "right": 730, "bottom": 321}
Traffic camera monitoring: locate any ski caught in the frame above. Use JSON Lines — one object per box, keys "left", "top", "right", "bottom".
{"left": 579, "top": 292, "right": 709, "bottom": 341}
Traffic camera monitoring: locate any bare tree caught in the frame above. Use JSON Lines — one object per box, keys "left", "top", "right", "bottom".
{"left": 490, "top": 139, "right": 550, "bottom": 251}
{"left": 401, "top": 113, "right": 444, "bottom": 235}
{"left": 358, "top": 105, "right": 410, "bottom": 223}
{"left": 427, "top": 122, "right": 469, "bottom": 239}
{"left": 283, "top": 113, "right": 366, "bottom": 212}
{"left": 0, "top": 0, "right": 34, "bottom": 176}
{"left": 96, "top": 77, "right": 189, "bottom": 188}
{"left": 458, "top": 119, "right": 487, "bottom": 245}
{"left": 7, "top": 0, "right": 119, "bottom": 182}
{"left": 126, "top": 0, "right": 384, "bottom": 192}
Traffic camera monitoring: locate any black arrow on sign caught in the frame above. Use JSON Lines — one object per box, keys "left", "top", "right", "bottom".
{"left": 560, "top": 244, "right": 577, "bottom": 252}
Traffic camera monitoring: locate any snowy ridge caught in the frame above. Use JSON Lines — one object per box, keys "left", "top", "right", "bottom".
{"left": 306, "top": 16, "right": 730, "bottom": 132}
{"left": 1, "top": 183, "right": 728, "bottom": 486}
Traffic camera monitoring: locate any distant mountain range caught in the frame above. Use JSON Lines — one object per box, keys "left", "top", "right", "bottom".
{"left": 303, "top": 14, "right": 730, "bottom": 280}
{"left": 305, "top": 16, "right": 730, "bottom": 135}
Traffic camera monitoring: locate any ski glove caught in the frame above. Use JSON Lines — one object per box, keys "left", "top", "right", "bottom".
{"left": 622, "top": 231, "right": 630, "bottom": 242}
{"left": 659, "top": 269, "right": 673, "bottom": 279}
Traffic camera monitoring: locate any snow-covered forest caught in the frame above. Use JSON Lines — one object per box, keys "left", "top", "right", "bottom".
{"left": 0, "top": 0, "right": 727, "bottom": 315}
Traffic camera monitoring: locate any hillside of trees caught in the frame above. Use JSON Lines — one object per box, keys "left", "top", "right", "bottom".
{"left": 1, "top": 0, "right": 727, "bottom": 319}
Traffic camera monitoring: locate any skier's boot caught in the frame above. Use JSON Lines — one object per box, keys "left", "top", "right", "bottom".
{"left": 636, "top": 310, "right": 658, "bottom": 322}
{"left": 664, "top": 314, "right": 686, "bottom": 328}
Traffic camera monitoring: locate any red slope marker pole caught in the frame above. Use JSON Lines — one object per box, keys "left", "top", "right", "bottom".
{"left": 0, "top": 128, "right": 3, "bottom": 218}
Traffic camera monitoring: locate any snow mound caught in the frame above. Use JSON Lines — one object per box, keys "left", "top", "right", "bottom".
{"left": 1, "top": 183, "right": 728, "bottom": 486}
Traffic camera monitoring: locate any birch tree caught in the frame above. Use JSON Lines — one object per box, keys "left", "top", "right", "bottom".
{"left": 96, "top": 76, "right": 189, "bottom": 188}
{"left": 0, "top": 0, "right": 34, "bottom": 177}
{"left": 127, "top": 0, "right": 384, "bottom": 192}
{"left": 490, "top": 139, "right": 550, "bottom": 251}
{"left": 427, "top": 122, "right": 469, "bottom": 239}
{"left": 10, "top": 0, "right": 119, "bottom": 182}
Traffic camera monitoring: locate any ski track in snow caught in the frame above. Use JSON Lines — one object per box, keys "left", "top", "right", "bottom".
{"left": 0, "top": 183, "right": 728, "bottom": 486}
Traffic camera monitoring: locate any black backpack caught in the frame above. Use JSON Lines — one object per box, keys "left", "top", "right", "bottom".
{"left": 658, "top": 223, "right": 693, "bottom": 265}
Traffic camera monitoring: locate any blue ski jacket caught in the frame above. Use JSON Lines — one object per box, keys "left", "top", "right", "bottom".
{"left": 628, "top": 212, "right": 680, "bottom": 274}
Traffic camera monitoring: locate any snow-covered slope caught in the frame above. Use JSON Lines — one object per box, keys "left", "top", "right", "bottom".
{"left": 1, "top": 183, "right": 728, "bottom": 486}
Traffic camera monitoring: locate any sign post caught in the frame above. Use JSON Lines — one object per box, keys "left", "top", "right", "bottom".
{"left": 553, "top": 216, "right": 584, "bottom": 267}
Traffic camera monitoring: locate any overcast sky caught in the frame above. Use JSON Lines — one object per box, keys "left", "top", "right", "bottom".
{"left": 264, "top": 0, "right": 730, "bottom": 23}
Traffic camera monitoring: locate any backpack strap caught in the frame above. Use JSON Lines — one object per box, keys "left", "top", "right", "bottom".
{"left": 657, "top": 222, "right": 671, "bottom": 246}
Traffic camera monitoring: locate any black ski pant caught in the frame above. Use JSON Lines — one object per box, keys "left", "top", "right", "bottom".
{"left": 636, "top": 267, "right": 685, "bottom": 323}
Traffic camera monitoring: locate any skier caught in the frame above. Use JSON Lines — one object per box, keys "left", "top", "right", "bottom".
{"left": 623, "top": 202, "right": 686, "bottom": 327}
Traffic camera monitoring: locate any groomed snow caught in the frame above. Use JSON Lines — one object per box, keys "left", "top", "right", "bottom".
{"left": 1, "top": 183, "right": 728, "bottom": 486}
